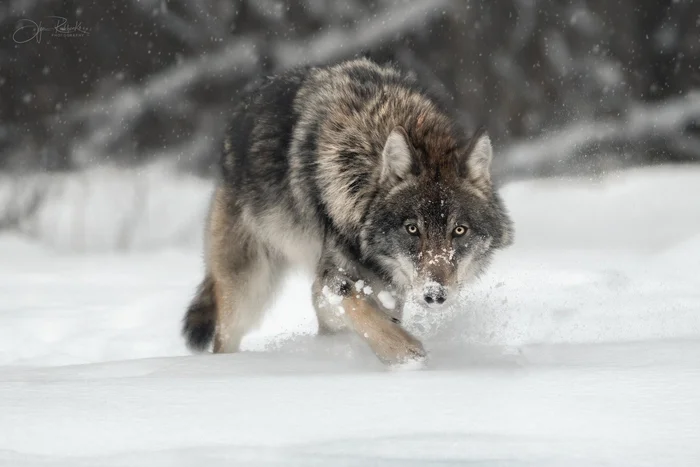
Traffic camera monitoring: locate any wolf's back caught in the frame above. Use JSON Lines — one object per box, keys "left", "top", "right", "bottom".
{"left": 216, "top": 58, "right": 459, "bottom": 241}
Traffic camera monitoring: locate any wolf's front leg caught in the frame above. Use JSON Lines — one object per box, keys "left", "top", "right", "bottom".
{"left": 340, "top": 293, "right": 426, "bottom": 365}
{"left": 314, "top": 269, "right": 425, "bottom": 365}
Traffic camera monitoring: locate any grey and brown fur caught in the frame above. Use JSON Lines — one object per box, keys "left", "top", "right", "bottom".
{"left": 183, "top": 58, "right": 513, "bottom": 364}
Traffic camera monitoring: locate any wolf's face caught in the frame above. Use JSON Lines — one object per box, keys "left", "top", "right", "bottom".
{"left": 360, "top": 127, "right": 513, "bottom": 308}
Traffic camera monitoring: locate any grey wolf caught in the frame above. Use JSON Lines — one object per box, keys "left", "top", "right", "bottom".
{"left": 183, "top": 58, "right": 513, "bottom": 365}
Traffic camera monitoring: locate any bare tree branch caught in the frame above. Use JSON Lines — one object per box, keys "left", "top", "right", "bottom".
{"left": 61, "top": 38, "right": 259, "bottom": 165}
{"left": 273, "top": 0, "right": 459, "bottom": 68}
{"left": 57, "top": 0, "right": 458, "bottom": 168}
{"left": 498, "top": 92, "right": 700, "bottom": 178}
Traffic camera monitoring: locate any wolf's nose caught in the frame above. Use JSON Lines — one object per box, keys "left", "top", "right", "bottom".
{"left": 423, "top": 285, "right": 447, "bottom": 306}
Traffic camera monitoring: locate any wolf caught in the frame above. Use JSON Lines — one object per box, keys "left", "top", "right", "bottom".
{"left": 182, "top": 58, "right": 513, "bottom": 365}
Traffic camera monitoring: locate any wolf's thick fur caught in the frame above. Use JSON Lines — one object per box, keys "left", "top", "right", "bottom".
{"left": 183, "top": 58, "right": 513, "bottom": 364}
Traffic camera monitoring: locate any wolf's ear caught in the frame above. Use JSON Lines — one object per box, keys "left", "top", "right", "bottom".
{"left": 380, "top": 127, "right": 414, "bottom": 184}
{"left": 461, "top": 128, "right": 493, "bottom": 190}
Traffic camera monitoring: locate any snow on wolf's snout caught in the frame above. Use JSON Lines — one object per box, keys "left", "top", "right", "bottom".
{"left": 360, "top": 127, "right": 513, "bottom": 309}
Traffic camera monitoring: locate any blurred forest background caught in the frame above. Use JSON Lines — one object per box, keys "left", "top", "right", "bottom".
{"left": 0, "top": 0, "right": 699, "bottom": 250}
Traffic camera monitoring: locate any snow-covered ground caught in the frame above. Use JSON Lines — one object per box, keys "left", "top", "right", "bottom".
{"left": 2, "top": 166, "right": 700, "bottom": 466}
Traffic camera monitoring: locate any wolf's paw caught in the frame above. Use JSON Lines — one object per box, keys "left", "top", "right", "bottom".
{"left": 370, "top": 324, "right": 427, "bottom": 366}
{"left": 389, "top": 355, "right": 427, "bottom": 371}
{"left": 395, "top": 342, "right": 428, "bottom": 368}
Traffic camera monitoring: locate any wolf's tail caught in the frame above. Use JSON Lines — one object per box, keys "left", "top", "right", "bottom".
{"left": 182, "top": 275, "right": 217, "bottom": 351}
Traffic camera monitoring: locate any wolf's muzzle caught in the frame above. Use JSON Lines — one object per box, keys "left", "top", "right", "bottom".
{"left": 423, "top": 283, "right": 448, "bottom": 306}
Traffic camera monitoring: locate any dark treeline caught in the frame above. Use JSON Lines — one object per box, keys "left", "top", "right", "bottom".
{"left": 1, "top": 0, "right": 699, "bottom": 179}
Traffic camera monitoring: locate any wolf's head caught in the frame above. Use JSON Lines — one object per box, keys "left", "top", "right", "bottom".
{"left": 360, "top": 126, "right": 513, "bottom": 308}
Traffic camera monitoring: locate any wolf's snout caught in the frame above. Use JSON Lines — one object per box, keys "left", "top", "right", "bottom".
{"left": 423, "top": 283, "right": 448, "bottom": 306}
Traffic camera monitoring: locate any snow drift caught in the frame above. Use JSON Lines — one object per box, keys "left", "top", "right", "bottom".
{"left": 1, "top": 166, "right": 700, "bottom": 466}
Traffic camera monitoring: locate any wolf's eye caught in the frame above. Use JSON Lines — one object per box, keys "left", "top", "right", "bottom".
{"left": 453, "top": 226, "right": 468, "bottom": 237}
{"left": 405, "top": 224, "right": 419, "bottom": 236}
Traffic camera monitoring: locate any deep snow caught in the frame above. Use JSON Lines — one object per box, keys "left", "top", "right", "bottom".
{"left": 1, "top": 166, "right": 700, "bottom": 466}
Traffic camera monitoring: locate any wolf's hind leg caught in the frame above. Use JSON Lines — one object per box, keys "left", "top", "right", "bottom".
{"left": 194, "top": 188, "right": 287, "bottom": 353}
{"left": 210, "top": 245, "right": 285, "bottom": 353}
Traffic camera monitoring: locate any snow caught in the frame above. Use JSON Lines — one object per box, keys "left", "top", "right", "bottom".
{"left": 1, "top": 162, "right": 211, "bottom": 251}
{"left": 2, "top": 166, "right": 700, "bottom": 465}
{"left": 321, "top": 285, "right": 343, "bottom": 305}
{"left": 377, "top": 290, "right": 396, "bottom": 310}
